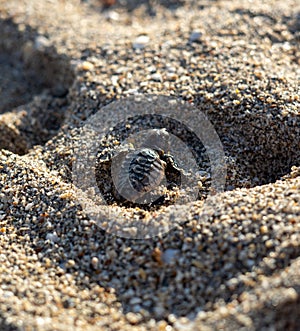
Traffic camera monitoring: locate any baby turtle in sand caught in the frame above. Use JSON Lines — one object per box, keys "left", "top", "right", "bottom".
{"left": 99, "top": 129, "right": 184, "bottom": 204}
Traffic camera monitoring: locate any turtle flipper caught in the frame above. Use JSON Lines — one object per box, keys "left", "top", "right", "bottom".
{"left": 163, "top": 154, "right": 185, "bottom": 188}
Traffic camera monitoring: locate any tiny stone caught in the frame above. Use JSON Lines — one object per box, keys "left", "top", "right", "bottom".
{"left": 151, "top": 73, "right": 162, "bottom": 82}
{"left": 126, "top": 312, "right": 142, "bottom": 325}
{"left": 129, "top": 297, "right": 142, "bottom": 305}
{"left": 162, "top": 249, "right": 179, "bottom": 263}
{"left": 132, "top": 304, "right": 142, "bottom": 313}
{"left": 25, "top": 202, "right": 34, "bottom": 211}
{"left": 166, "top": 72, "right": 178, "bottom": 81}
{"left": 189, "top": 30, "right": 202, "bottom": 42}
{"left": 66, "top": 259, "right": 76, "bottom": 268}
{"left": 104, "top": 10, "right": 119, "bottom": 21}
{"left": 34, "top": 35, "right": 51, "bottom": 50}
{"left": 80, "top": 61, "right": 94, "bottom": 71}
{"left": 265, "top": 239, "right": 274, "bottom": 248}
{"left": 91, "top": 257, "right": 99, "bottom": 269}
{"left": 45, "top": 232, "right": 59, "bottom": 243}
{"left": 260, "top": 225, "right": 268, "bottom": 234}
{"left": 133, "top": 35, "right": 150, "bottom": 50}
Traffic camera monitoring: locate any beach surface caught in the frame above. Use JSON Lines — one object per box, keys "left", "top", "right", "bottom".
{"left": 0, "top": 0, "right": 300, "bottom": 330}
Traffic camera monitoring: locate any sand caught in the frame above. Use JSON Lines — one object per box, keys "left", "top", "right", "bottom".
{"left": 0, "top": 0, "right": 299, "bottom": 330}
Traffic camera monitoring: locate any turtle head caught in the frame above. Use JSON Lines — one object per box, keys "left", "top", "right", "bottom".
{"left": 142, "top": 128, "right": 170, "bottom": 155}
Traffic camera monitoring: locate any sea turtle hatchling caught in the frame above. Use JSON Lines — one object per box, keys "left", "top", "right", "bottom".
{"left": 99, "top": 128, "right": 185, "bottom": 205}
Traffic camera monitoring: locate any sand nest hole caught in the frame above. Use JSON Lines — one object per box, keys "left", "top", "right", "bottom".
{"left": 0, "top": 18, "right": 74, "bottom": 155}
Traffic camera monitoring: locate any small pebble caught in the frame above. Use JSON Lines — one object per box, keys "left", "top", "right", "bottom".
{"left": 133, "top": 35, "right": 150, "bottom": 50}
{"left": 189, "top": 30, "right": 202, "bottom": 42}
